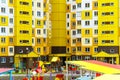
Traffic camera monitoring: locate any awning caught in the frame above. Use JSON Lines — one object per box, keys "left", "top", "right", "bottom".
{"left": 84, "top": 60, "right": 120, "bottom": 70}
{"left": 15, "top": 51, "right": 39, "bottom": 58}
{"left": 93, "top": 74, "right": 120, "bottom": 80}
{"left": 51, "top": 57, "right": 60, "bottom": 62}
{"left": 0, "top": 68, "right": 14, "bottom": 80}
{"left": 66, "top": 60, "right": 120, "bottom": 74}
{"left": 92, "top": 51, "right": 119, "bottom": 57}
{"left": 0, "top": 68, "right": 14, "bottom": 75}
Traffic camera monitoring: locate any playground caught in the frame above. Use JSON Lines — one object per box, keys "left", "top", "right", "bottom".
{"left": 1, "top": 60, "right": 120, "bottom": 80}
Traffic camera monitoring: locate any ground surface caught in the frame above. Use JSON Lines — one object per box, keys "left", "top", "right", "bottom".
{"left": 0, "top": 73, "right": 80, "bottom": 80}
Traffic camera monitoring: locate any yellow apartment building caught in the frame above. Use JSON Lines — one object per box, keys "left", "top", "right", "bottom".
{"left": 0, "top": 0, "right": 119, "bottom": 68}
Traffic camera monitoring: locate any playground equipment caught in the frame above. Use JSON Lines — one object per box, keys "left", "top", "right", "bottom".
{"left": 29, "top": 61, "right": 45, "bottom": 80}
{"left": 55, "top": 74, "right": 64, "bottom": 80}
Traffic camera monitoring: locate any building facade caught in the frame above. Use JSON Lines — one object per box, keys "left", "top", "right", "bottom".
{"left": 0, "top": 0, "right": 119, "bottom": 68}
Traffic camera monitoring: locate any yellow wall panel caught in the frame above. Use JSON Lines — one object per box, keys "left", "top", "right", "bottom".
{"left": 76, "top": 0, "right": 82, "bottom": 3}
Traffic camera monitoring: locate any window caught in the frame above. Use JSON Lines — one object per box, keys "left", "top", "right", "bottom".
{"left": 44, "top": 47, "right": 46, "bottom": 52}
{"left": 72, "top": 47, "right": 76, "bottom": 52}
{"left": 1, "top": 0, "right": 6, "bottom": 3}
{"left": 85, "top": 48, "right": 90, "bottom": 52}
{"left": 94, "top": 11, "right": 98, "bottom": 16}
{"left": 67, "top": 31, "right": 69, "bottom": 35}
{"left": 102, "top": 21, "right": 114, "bottom": 25}
{"left": 94, "top": 48, "right": 98, "bottom": 52}
{"left": 77, "top": 29, "right": 81, "bottom": 34}
{"left": 20, "top": 40, "right": 29, "bottom": 44}
{"left": 32, "top": 38, "right": 34, "bottom": 44}
{"left": 72, "top": 31, "right": 76, "bottom": 35}
{"left": 32, "top": 2, "right": 34, "bottom": 7}
{"left": 67, "top": 39, "right": 69, "bottom": 44}
{"left": 85, "top": 38, "right": 90, "bottom": 44}
{"left": 85, "top": 30, "right": 90, "bottom": 34}
{"left": 37, "top": 38, "right": 41, "bottom": 44}
{"left": 67, "top": 0, "right": 69, "bottom": 2}
{"left": 1, "top": 37, "right": 5, "bottom": 43}
{"left": 77, "top": 20, "right": 81, "bottom": 25}
{"left": 9, "top": 38, "right": 13, "bottom": 43}
{"left": 94, "top": 29, "right": 98, "bottom": 34}
{"left": 1, "top": 48, "right": 5, "bottom": 53}
{"left": 1, "top": 57, "right": 6, "bottom": 63}
{"left": 37, "top": 2, "right": 41, "bottom": 7}
{"left": 67, "top": 22, "right": 69, "bottom": 27}
{"left": 9, "top": 28, "right": 13, "bottom": 34}
{"left": 77, "top": 38, "right": 81, "bottom": 42}
{"left": 94, "top": 2, "right": 98, "bottom": 7}
{"left": 85, "top": 21, "right": 90, "bottom": 26}
{"left": 9, "top": 47, "right": 13, "bottom": 53}
{"left": 67, "top": 5, "right": 70, "bottom": 10}
{"left": 9, "top": 8, "right": 13, "bottom": 14}
{"left": 77, "top": 47, "right": 81, "bottom": 51}
{"left": 43, "top": 29, "right": 46, "bottom": 34}
{"left": 20, "top": 21, "right": 29, "bottom": 24}
{"left": 32, "top": 29, "right": 34, "bottom": 34}
{"left": 67, "top": 48, "right": 69, "bottom": 53}
{"left": 72, "top": 14, "right": 76, "bottom": 18}
{"left": 72, "top": 22, "right": 76, "bottom": 26}
{"left": 9, "top": 18, "right": 13, "bottom": 24}
{"left": 37, "top": 20, "right": 41, "bottom": 26}
{"left": 102, "top": 40, "right": 114, "bottom": 44}
{"left": 10, "top": 57, "right": 13, "bottom": 63}
{"left": 102, "top": 31, "right": 105, "bottom": 34}
{"left": 37, "top": 29, "right": 41, "bottom": 35}
{"left": 77, "top": 3, "right": 81, "bottom": 8}
{"left": 44, "top": 21, "right": 46, "bottom": 25}
{"left": 37, "top": 11, "right": 41, "bottom": 16}
{"left": 20, "top": 1, "right": 29, "bottom": 5}
{"left": 102, "top": 40, "right": 105, "bottom": 44}
{"left": 32, "top": 20, "right": 34, "bottom": 25}
{"left": 43, "top": 12, "right": 46, "bottom": 16}
{"left": 110, "top": 12, "right": 114, "bottom": 15}
{"left": 94, "top": 38, "right": 98, "bottom": 44}
{"left": 32, "top": 11, "right": 34, "bottom": 16}
{"left": 1, "top": 17, "right": 6, "bottom": 23}
{"left": 1, "top": 27, "right": 5, "bottom": 33}
{"left": 44, "top": 3, "right": 46, "bottom": 8}
{"left": 72, "top": 39, "right": 76, "bottom": 44}
{"left": 94, "top": 20, "right": 98, "bottom": 25}
{"left": 85, "top": 3, "right": 90, "bottom": 8}
{"left": 72, "top": 5, "right": 76, "bottom": 10}
{"left": 85, "top": 12, "right": 90, "bottom": 16}
{"left": 43, "top": 38, "right": 46, "bottom": 43}
{"left": 111, "top": 31, "right": 114, "bottom": 34}
{"left": 67, "top": 14, "right": 69, "bottom": 19}
{"left": 9, "top": 0, "right": 13, "bottom": 4}
{"left": 20, "top": 11, "right": 29, "bottom": 15}
{"left": 110, "top": 40, "right": 114, "bottom": 43}
{"left": 102, "top": 3, "right": 114, "bottom": 6}
{"left": 1, "top": 7, "right": 5, "bottom": 13}
{"left": 37, "top": 48, "right": 41, "bottom": 53}
{"left": 102, "top": 12, "right": 114, "bottom": 16}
